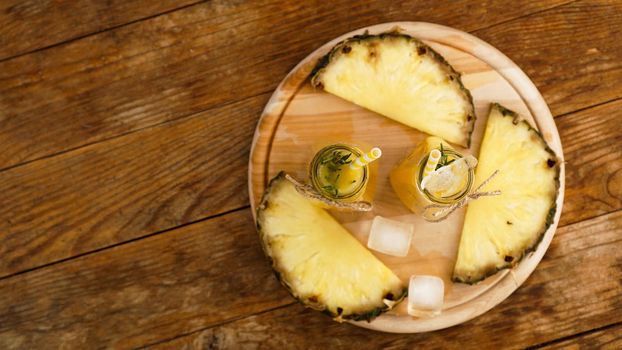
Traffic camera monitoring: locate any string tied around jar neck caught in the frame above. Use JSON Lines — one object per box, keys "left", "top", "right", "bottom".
{"left": 422, "top": 170, "right": 502, "bottom": 222}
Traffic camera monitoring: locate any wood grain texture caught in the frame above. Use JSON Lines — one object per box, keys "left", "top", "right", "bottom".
{"left": 539, "top": 324, "right": 622, "bottom": 350}
{"left": 557, "top": 98, "right": 622, "bottom": 226}
{"left": 146, "top": 209, "right": 622, "bottom": 350}
{"left": 0, "top": 87, "right": 618, "bottom": 282}
{"left": 0, "top": 94, "right": 268, "bottom": 278}
{"left": 0, "top": 210, "right": 292, "bottom": 350}
{"left": 473, "top": 0, "right": 622, "bottom": 117}
{"left": 0, "top": 0, "right": 577, "bottom": 171}
{"left": 0, "top": 0, "right": 620, "bottom": 347}
{"left": 0, "top": 0, "right": 200, "bottom": 60}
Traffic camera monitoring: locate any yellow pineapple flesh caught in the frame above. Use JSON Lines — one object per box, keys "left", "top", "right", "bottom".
{"left": 311, "top": 32, "right": 475, "bottom": 147}
{"left": 453, "top": 104, "right": 560, "bottom": 284}
{"left": 256, "top": 172, "right": 406, "bottom": 321}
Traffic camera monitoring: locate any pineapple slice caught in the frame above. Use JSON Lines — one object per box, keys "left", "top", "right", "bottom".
{"left": 453, "top": 104, "right": 560, "bottom": 284}
{"left": 311, "top": 32, "right": 475, "bottom": 147}
{"left": 257, "top": 172, "right": 406, "bottom": 321}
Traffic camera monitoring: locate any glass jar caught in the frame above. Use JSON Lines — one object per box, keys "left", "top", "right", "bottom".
{"left": 390, "top": 136, "right": 474, "bottom": 220}
{"left": 309, "top": 144, "right": 369, "bottom": 202}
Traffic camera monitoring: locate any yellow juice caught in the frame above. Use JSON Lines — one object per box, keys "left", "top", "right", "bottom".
{"left": 390, "top": 136, "right": 472, "bottom": 215}
{"left": 310, "top": 144, "right": 368, "bottom": 202}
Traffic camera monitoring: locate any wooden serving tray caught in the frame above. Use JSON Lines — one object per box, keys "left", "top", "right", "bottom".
{"left": 248, "top": 22, "right": 565, "bottom": 333}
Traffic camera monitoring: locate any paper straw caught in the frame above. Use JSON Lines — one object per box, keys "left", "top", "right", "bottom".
{"left": 350, "top": 147, "right": 382, "bottom": 170}
{"left": 422, "top": 149, "right": 442, "bottom": 180}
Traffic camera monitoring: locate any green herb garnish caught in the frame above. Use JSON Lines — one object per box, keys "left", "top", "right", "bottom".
{"left": 322, "top": 185, "right": 339, "bottom": 197}
{"left": 320, "top": 150, "right": 352, "bottom": 172}
{"left": 435, "top": 143, "right": 454, "bottom": 170}
{"left": 318, "top": 150, "right": 354, "bottom": 197}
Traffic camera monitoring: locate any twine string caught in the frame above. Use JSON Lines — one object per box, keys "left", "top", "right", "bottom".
{"left": 422, "top": 170, "right": 501, "bottom": 222}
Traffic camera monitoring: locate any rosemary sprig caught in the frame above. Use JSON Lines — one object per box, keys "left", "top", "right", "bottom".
{"left": 322, "top": 184, "right": 339, "bottom": 197}
{"left": 436, "top": 143, "right": 454, "bottom": 170}
{"left": 318, "top": 149, "right": 354, "bottom": 197}
{"left": 320, "top": 150, "right": 352, "bottom": 172}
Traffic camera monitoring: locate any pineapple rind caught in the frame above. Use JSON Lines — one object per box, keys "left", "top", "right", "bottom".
{"left": 452, "top": 104, "right": 560, "bottom": 284}
{"left": 256, "top": 172, "right": 407, "bottom": 322}
{"left": 311, "top": 31, "right": 476, "bottom": 147}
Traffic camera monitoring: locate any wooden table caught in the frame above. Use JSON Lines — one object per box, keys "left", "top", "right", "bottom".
{"left": 0, "top": 1, "right": 620, "bottom": 348}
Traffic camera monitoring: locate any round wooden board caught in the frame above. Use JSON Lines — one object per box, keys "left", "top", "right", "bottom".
{"left": 248, "top": 22, "right": 565, "bottom": 333}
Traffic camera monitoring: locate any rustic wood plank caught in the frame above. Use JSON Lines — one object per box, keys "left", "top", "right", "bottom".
{"left": 2, "top": 202, "right": 620, "bottom": 350}
{"left": 0, "top": 88, "right": 619, "bottom": 279}
{"left": 0, "top": 101, "right": 619, "bottom": 348}
{"left": 0, "top": 0, "right": 572, "bottom": 170}
{"left": 0, "top": 209, "right": 292, "bottom": 350}
{"left": 145, "top": 210, "right": 622, "bottom": 350}
{"left": 0, "top": 1, "right": 617, "bottom": 348}
{"left": 0, "top": 93, "right": 268, "bottom": 277}
{"left": 473, "top": 0, "right": 622, "bottom": 117}
{"left": 557, "top": 98, "right": 622, "bottom": 226}
{"left": 538, "top": 323, "right": 622, "bottom": 350}
{"left": 0, "top": 0, "right": 200, "bottom": 60}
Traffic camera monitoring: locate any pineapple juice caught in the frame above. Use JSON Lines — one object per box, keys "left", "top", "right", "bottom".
{"left": 390, "top": 136, "right": 473, "bottom": 215}
{"left": 310, "top": 144, "right": 368, "bottom": 202}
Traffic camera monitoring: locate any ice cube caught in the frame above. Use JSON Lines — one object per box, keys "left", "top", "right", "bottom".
{"left": 421, "top": 155, "right": 477, "bottom": 197}
{"left": 407, "top": 275, "right": 444, "bottom": 317}
{"left": 421, "top": 165, "right": 456, "bottom": 193}
{"left": 367, "top": 216, "right": 414, "bottom": 257}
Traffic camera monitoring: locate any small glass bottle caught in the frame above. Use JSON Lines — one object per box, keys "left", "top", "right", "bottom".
{"left": 390, "top": 136, "right": 474, "bottom": 219}
{"left": 309, "top": 144, "right": 369, "bottom": 202}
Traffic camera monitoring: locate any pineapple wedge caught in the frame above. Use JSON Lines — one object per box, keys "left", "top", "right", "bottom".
{"left": 311, "top": 32, "right": 475, "bottom": 147}
{"left": 453, "top": 104, "right": 560, "bottom": 284}
{"left": 257, "top": 172, "right": 406, "bottom": 321}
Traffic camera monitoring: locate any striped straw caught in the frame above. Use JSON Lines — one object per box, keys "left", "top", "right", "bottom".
{"left": 422, "top": 149, "right": 442, "bottom": 180}
{"left": 350, "top": 147, "right": 382, "bottom": 170}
